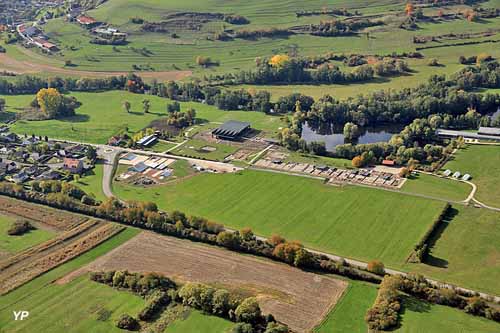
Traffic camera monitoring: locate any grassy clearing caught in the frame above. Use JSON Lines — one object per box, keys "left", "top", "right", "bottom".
{"left": 164, "top": 310, "right": 234, "bottom": 333}
{"left": 400, "top": 173, "right": 471, "bottom": 202}
{"left": 0, "top": 227, "right": 141, "bottom": 331}
{"left": 0, "top": 214, "right": 55, "bottom": 255}
{"left": 73, "top": 162, "right": 106, "bottom": 202}
{"left": 402, "top": 206, "right": 500, "bottom": 296}
{"left": 171, "top": 139, "right": 238, "bottom": 161}
{"left": 396, "top": 296, "right": 500, "bottom": 333}
{"left": 314, "top": 281, "right": 377, "bottom": 333}
{"left": 113, "top": 169, "right": 445, "bottom": 266}
{"left": 284, "top": 151, "right": 353, "bottom": 169}
{"left": 443, "top": 145, "right": 500, "bottom": 207}
{"left": 145, "top": 140, "right": 177, "bottom": 153}
{"left": 5, "top": 91, "right": 285, "bottom": 143}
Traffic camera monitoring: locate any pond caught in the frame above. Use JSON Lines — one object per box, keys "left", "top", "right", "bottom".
{"left": 301, "top": 122, "right": 402, "bottom": 152}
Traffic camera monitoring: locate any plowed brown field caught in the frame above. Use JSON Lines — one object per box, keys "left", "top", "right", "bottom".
{"left": 61, "top": 231, "right": 347, "bottom": 332}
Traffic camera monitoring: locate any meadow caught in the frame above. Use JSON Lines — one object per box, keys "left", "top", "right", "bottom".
{"left": 0, "top": 214, "right": 55, "bottom": 255}
{"left": 0, "top": 227, "right": 141, "bottom": 332}
{"left": 164, "top": 310, "right": 234, "bottom": 333}
{"left": 314, "top": 281, "right": 377, "bottom": 333}
{"left": 396, "top": 296, "right": 500, "bottom": 333}
{"left": 3, "top": 91, "right": 286, "bottom": 143}
{"left": 443, "top": 145, "right": 500, "bottom": 208}
{"left": 73, "top": 162, "right": 107, "bottom": 202}
{"left": 400, "top": 173, "right": 471, "bottom": 202}
{"left": 171, "top": 138, "right": 238, "bottom": 162}
{"left": 402, "top": 206, "right": 500, "bottom": 296}
{"left": 113, "top": 169, "right": 446, "bottom": 266}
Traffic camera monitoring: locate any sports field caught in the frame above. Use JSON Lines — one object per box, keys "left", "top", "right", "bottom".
{"left": 314, "top": 281, "right": 377, "bottom": 333}
{"left": 396, "top": 296, "right": 500, "bottom": 333}
{"left": 0, "top": 228, "right": 141, "bottom": 332}
{"left": 113, "top": 169, "right": 446, "bottom": 266}
{"left": 403, "top": 206, "right": 500, "bottom": 296}
{"left": 443, "top": 145, "right": 500, "bottom": 208}
{"left": 4, "top": 91, "right": 285, "bottom": 143}
{"left": 0, "top": 214, "right": 55, "bottom": 255}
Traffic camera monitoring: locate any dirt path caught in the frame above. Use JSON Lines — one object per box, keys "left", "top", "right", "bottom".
{"left": 60, "top": 231, "right": 347, "bottom": 333}
{"left": 0, "top": 52, "right": 192, "bottom": 80}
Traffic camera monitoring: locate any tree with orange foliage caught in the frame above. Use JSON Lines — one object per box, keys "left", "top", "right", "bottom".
{"left": 352, "top": 155, "right": 364, "bottom": 168}
{"left": 268, "top": 54, "right": 290, "bottom": 68}
{"left": 36, "top": 88, "right": 63, "bottom": 118}
{"left": 405, "top": 2, "right": 414, "bottom": 16}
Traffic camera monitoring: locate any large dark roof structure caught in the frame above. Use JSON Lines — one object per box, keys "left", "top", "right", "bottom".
{"left": 212, "top": 121, "right": 251, "bottom": 139}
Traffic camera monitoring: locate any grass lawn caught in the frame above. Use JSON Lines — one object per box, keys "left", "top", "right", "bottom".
{"left": 284, "top": 151, "right": 353, "bottom": 169}
{"left": 443, "top": 145, "right": 500, "bottom": 207}
{"left": 0, "top": 214, "right": 55, "bottom": 255}
{"left": 0, "top": 227, "right": 141, "bottom": 332}
{"left": 400, "top": 173, "right": 471, "bottom": 202}
{"left": 402, "top": 206, "right": 500, "bottom": 296}
{"left": 171, "top": 139, "right": 239, "bottom": 162}
{"left": 145, "top": 140, "right": 178, "bottom": 153}
{"left": 396, "top": 296, "right": 500, "bottom": 333}
{"left": 6, "top": 91, "right": 285, "bottom": 143}
{"left": 73, "top": 162, "right": 106, "bottom": 202}
{"left": 314, "top": 281, "right": 377, "bottom": 333}
{"left": 170, "top": 160, "right": 194, "bottom": 178}
{"left": 113, "top": 169, "right": 445, "bottom": 266}
{"left": 164, "top": 310, "right": 234, "bottom": 333}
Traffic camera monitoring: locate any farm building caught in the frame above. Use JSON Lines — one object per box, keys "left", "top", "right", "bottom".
{"left": 32, "top": 37, "right": 58, "bottom": 52}
{"left": 137, "top": 134, "right": 158, "bottom": 147}
{"left": 462, "top": 174, "right": 472, "bottom": 181}
{"left": 452, "top": 171, "right": 461, "bottom": 179}
{"left": 63, "top": 157, "right": 84, "bottom": 174}
{"left": 212, "top": 121, "right": 251, "bottom": 140}
{"left": 443, "top": 169, "right": 452, "bottom": 177}
{"left": 477, "top": 127, "right": 500, "bottom": 136}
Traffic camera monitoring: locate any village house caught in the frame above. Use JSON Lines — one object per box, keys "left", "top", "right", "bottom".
{"left": 62, "top": 157, "right": 84, "bottom": 174}
{"left": 76, "top": 15, "right": 98, "bottom": 27}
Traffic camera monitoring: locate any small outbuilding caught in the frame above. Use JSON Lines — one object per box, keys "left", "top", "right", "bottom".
{"left": 452, "top": 171, "right": 461, "bottom": 179}
{"left": 382, "top": 159, "right": 395, "bottom": 166}
{"left": 462, "top": 174, "right": 472, "bottom": 181}
{"left": 212, "top": 121, "right": 251, "bottom": 140}
{"left": 443, "top": 169, "right": 452, "bottom": 177}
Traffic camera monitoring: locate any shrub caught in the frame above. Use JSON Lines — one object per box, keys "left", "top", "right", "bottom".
{"left": 115, "top": 314, "right": 139, "bottom": 331}
{"left": 7, "top": 220, "right": 34, "bottom": 235}
{"left": 235, "top": 297, "right": 262, "bottom": 324}
{"left": 367, "top": 260, "right": 385, "bottom": 275}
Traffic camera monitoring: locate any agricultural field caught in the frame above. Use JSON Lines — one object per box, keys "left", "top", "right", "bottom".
{"left": 443, "top": 145, "right": 500, "bottom": 208}
{"left": 63, "top": 231, "right": 348, "bottom": 332}
{"left": 113, "top": 169, "right": 446, "bottom": 267}
{"left": 400, "top": 173, "right": 471, "bottom": 202}
{"left": 0, "top": 227, "right": 141, "bottom": 333}
{"left": 2, "top": 91, "right": 286, "bottom": 143}
{"left": 402, "top": 206, "right": 500, "bottom": 296}
{"left": 0, "top": 213, "right": 55, "bottom": 256}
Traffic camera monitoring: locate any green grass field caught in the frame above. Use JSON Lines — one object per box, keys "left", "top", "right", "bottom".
{"left": 284, "top": 151, "right": 353, "bottom": 169}
{"left": 0, "top": 227, "right": 141, "bottom": 332}
{"left": 443, "top": 145, "right": 500, "bottom": 207}
{"left": 400, "top": 173, "right": 471, "bottom": 202}
{"left": 164, "top": 310, "right": 234, "bottom": 333}
{"left": 396, "top": 296, "right": 500, "bottom": 333}
{"left": 314, "top": 281, "right": 377, "bottom": 333}
{"left": 0, "top": 214, "right": 55, "bottom": 255}
{"left": 402, "top": 206, "right": 500, "bottom": 296}
{"left": 146, "top": 140, "right": 178, "bottom": 153}
{"left": 4, "top": 91, "right": 285, "bottom": 143}
{"left": 113, "top": 169, "right": 445, "bottom": 266}
{"left": 171, "top": 139, "right": 238, "bottom": 161}
{"left": 73, "top": 162, "right": 107, "bottom": 202}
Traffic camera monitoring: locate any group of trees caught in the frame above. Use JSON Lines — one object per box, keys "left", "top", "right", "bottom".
{"left": 166, "top": 106, "right": 196, "bottom": 128}
{"left": 306, "top": 19, "right": 383, "bottom": 37}
{"left": 34, "top": 88, "right": 80, "bottom": 119}
{"left": 7, "top": 220, "right": 34, "bottom": 236}
{"left": 90, "top": 270, "right": 288, "bottom": 332}
{"left": 365, "top": 275, "right": 402, "bottom": 330}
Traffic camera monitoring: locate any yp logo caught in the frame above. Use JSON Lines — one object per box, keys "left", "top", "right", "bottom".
{"left": 13, "top": 311, "right": 29, "bottom": 321}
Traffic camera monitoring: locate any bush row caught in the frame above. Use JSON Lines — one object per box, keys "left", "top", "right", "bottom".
{"left": 407, "top": 203, "right": 451, "bottom": 263}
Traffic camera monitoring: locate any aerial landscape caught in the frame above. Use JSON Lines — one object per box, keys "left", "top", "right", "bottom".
{"left": 0, "top": 0, "right": 500, "bottom": 332}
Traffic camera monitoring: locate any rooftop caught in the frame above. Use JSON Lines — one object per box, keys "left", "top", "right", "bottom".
{"left": 212, "top": 121, "right": 251, "bottom": 138}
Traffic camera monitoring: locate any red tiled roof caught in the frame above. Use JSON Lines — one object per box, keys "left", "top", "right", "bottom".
{"left": 77, "top": 15, "right": 97, "bottom": 24}
{"left": 382, "top": 159, "right": 395, "bottom": 166}
{"left": 63, "top": 158, "right": 82, "bottom": 168}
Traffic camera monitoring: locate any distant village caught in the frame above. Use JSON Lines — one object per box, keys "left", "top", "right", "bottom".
{"left": 0, "top": 128, "right": 96, "bottom": 185}
{"left": 6, "top": 1, "right": 127, "bottom": 55}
